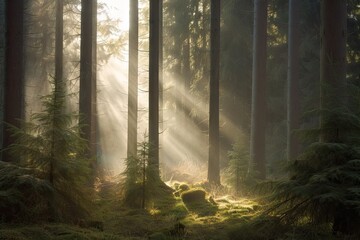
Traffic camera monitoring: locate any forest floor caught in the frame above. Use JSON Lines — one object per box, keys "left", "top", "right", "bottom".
{"left": 0, "top": 181, "right": 355, "bottom": 240}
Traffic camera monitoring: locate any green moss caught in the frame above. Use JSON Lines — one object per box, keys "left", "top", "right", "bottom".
{"left": 148, "top": 232, "right": 167, "bottom": 240}
{"left": 0, "top": 229, "right": 27, "bottom": 240}
{"left": 165, "top": 202, "right": 188, "bottom": 219}
{"left": 178, "top": 183, "right": 190, "bottom": 192}
{"left": 181, "top": 188, "right": 206, "bottom": 203}
{"left": 179, "top": 189, "right": 218, "bottom": 217}
{"left": 0, "top": 224, "right": 133, "bottom": 240}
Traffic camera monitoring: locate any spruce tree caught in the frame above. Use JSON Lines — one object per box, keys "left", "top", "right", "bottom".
{"left": 3, "top": 79, "right": 92, "bottom": 222}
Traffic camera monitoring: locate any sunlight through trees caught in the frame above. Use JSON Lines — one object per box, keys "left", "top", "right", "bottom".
{"left": 1, "top": 0, "right": 360, "bottom": 238}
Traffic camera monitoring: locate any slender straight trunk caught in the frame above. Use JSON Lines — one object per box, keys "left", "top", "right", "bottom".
{"left": 208, "top": 0, "right": 220, "bottom": 185}
{"left": 320, "top": 0, "right": 347, "bottom": 143}
{"left": 91, "top": 0, "right": 97, "bottom": 159}
{"left": 183, "top": 38, "right": 190, "bottom": 94}
{"left": 174, "top": 40, "right": 182, "bottom": 130}
{"left": 3, "top": 0, "right": 25, "bottom": 162}
{"left": 55, "top": 0, "right": 63, "bottom": 92}
{"left": 141, "top": 151, "right": 146, "bottom": 209}
{"left": 148, "top": 0, "right": 161, "bottom": 173}
{"left": 50, "top": 0, "right": 64, "bottom": 186}
{"left": 80, "top": 0, "right": 97, "bottom": 158}
{"left": 127, "top": 0, "right": 138, "bottom": 158}
{"left": 249, "top": 0, "right": 267, "bottom": 179}
{"left": 0, "top": 0, "right": 6, "bottom": 158}
{"left": 159, "top": 0, "right": 164, "bottom": 162}
{"left": 287, "top": 0, "right": 300, "bottom": 162}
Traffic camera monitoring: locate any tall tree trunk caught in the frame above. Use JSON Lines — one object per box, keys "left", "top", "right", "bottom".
{"left": 159, "top": 0, "right": 164, "bottom": 163}
{"left": 287, "top": 0, "right": 300, "bottom": 162}
{"left": 3, "top": 0, "right": 25, "bottom": 162}
{"left": 321, "top": 2, "right": 349, "bottom": 234}
{"left": 55, "top": 0, "right": 63, "bottom": 93}
{"left": 48, "top": 1, "right": 64, "bottom": 218}
{"left": 127, "top": 0, "right": 138, "bottom": 158}
{"left": 49, "top": 0, "right": 64, "bottom": 187}
{"left": 320, "top": 0, "right": 347, "bottom": 143}
{"left": 149, "top": 0, "right": 161, "bottom": 173}
{"left": 0, "top": 0, "right": 6, "bottom": 158}
{"left": 208, "top": 0, "right": 220, "bottom": 185}
{"left": 249, "top": 0, "right": 267, "bottom": 179}
{"left": 80, "top": 0, "right": 97, "bottom": 159}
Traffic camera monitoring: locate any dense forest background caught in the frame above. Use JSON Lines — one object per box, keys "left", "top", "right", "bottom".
{"left": 0, "top": 0, "right": 360, "bottom": 239}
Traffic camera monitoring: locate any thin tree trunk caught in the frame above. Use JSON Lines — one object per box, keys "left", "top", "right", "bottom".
{"left": 50, "top": 0, "right": 64, "bottom": 186}
{"left": 287, "top": 0, "right": 300, "bottom": 162}
{"left": 159, "top": 0, "right": 164, "bottom": 163}
{"left": 55, "top": 0, "right": 63, "bottom": 93}
{"left": 208, "top": 0, "right": 220, "bottom": 185}
{"left": 141, "top": 150, "right": 146, "bottom": 209}
{"left": 80, "top": 0, "right": 97, "bottom": 159}
{"left": 249, "top": 0, "right": 267, "bottom": 180}
{"left": 3, "top": 0, "right": 25, "bottom": 162}
{"left": 149, "top": 0, "right": 161, "bottom": 173}
{"left": 320, "top": 0, "right": 347, "bottom": 143}
{"left": 0, "top": 0, "right": 6, "bottom": 158}
{"left": 127, "top": 0, "right": 138, "bottom": 158}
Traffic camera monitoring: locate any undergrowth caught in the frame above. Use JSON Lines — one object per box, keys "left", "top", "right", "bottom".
{"left": 0, "top": 181, "right": 351, "bottom": 240}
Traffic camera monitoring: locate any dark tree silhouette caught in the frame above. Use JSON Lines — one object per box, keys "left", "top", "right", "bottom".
{"left": 287, "top": 0, "right": 300, "bottom": 162}
{"left": 320, "top": 0, "right": 347, "bottom": 143}
{"left": 55, "top": 0, "right": 64, "bottom": 91}
{"left": 208, "top": 0, "right": 221, "bottom": 185}
{"left": 0, "top": 0, "right": 5, "bottom": 155}
{"left": 80, "top": 0, "right": 97, "bottom": 159}
{"left": 3, "top": 0, "right": 25, "bottom": 162}
{"left": 148, "top": 0, "right": 161, "bottom": 174}
{"left": 249, "top": 0, "right": 268, "bottom": 179}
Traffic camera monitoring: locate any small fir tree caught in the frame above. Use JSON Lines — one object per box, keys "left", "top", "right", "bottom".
{"left": 225, "top": 141, "right": 250, "bottom": 196}
{"left": 123, "top": 139, "right": 151, "bottom": 209}
{"left": 123, "top": 137, "right": 168, "bottom": 209}
{"left": 3, "top": 79, "right": 92, "bottom": 222}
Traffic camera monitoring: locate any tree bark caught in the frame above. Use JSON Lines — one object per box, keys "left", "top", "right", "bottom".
{"left": 149, "top": 0, "right": 161, "bottom": 173}
{"left": 55, "top": 0, "right": 63, "bottom": 91}
{"left": 0, "top": 0, "right": 6, "bottom": 157}
{"left": 208, "top": 0, "right": 220, "bottom": 185}
{"left": 287, "top": 0, "right": 300, "bottom": 162}
{"left": 249, "top": 0, "right": 267, "bottom": 179}
{"left": 3, "top": 0, "right": 25, "bottom": 162}
{"left": 127, "top": 0, "right": 138, "bottom": 159}
{"left": 80, "top": 0, "right": 97, "bottom": 158}
{"left": 159, "top": 0, "right": 164, "bottom": 163}
{"left": 320, "top": 0, "right": 347, "bottom": 143}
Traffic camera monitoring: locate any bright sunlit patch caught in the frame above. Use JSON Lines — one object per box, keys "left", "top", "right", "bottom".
{"left": 98, "top": 0, "right": 129, "bottom": 31}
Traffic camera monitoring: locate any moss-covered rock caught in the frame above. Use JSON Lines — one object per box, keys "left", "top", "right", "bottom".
{"left": 180, "top": 189, "right": 206, "bottom": 203}
{"left": 180, "top": 188, "right": 218, "bottom": 216}
{"left": 178, "top": 183, "right": 190, "bottom": 192}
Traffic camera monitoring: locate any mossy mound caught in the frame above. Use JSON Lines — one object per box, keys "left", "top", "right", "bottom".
{"left": 180, "top": 188, "right": 218, "bottom": 216}
{"left": 173, "top": 182, "right": 190, "bottom": 197}
{"left": 181, "top": 188, "right": 206, "bottom": 203}
{"left": 178, "top": 183, "right": 190, "bottom": 191}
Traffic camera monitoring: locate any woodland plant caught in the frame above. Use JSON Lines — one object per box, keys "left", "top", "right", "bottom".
{"left": 0, "top": 161, "right": 53, "bottom": 222}
{"left": 269, "top": 108, "right": 360, "bottom": 236}
{"left": 224, "top": 141, "right": 255, "bottom": 196}
{"left": 1, "top": 79, "right": 92, "bottom": 222}
{"left": 123, "top": 140, "right": 161, "bottom": 209}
